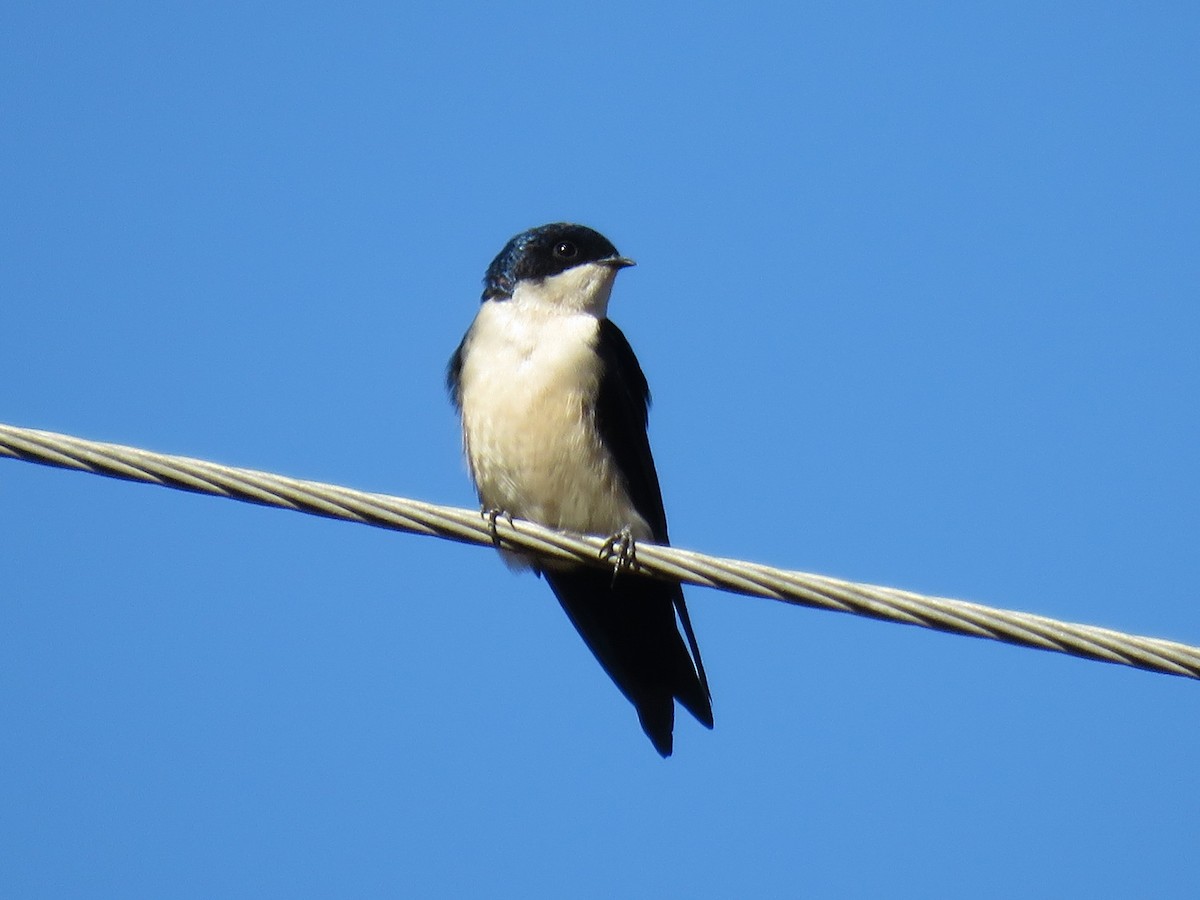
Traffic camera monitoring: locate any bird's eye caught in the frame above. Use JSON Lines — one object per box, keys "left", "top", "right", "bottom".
{"left": 554, "top": 241, "right": 578, "bottom": 259}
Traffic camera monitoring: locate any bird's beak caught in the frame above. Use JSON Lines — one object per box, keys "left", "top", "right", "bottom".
{"left": 603, "top": 256, "right": 637, "bottom": 269}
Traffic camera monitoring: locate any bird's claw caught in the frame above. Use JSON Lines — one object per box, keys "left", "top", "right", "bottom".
{"left": 481, "top": 507, "right": 514, "bottom": 548}
{"left": 600, "top": 526, "right": 638, "bottom": 585}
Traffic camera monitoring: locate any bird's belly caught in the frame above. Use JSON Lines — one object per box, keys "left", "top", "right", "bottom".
{"left": 463, "top": 381, "right": 646, "bottom": 538}
{"left": 459, "top": 325, "right": 649, "bottom": 541}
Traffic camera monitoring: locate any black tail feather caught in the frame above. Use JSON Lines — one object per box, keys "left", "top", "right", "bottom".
{"left": 544, "top": 568, "right": 712, "bottom": 756}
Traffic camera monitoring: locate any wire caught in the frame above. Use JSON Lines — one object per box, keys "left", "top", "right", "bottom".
{"left": 3, "top": 421, "right": 1199, "bottom": 681}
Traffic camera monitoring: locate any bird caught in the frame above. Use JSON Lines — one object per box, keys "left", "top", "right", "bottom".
{"left": 447, "top": 222, "right": 712, "bottom": 756}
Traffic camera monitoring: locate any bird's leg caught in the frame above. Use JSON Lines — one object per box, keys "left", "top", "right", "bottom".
{"left": 481, "top": 507, "right": 514, "bottom": 549}
{"left": 600, "top": 525, "right": 638, "bottom": 585}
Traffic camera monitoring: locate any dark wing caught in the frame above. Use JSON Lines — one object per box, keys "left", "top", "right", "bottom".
{"left": 592, "top": 319, "right": 670, "bottom": 541}
{"left": 544, "top": 568, "right": 713, "bottom": 757}
{"left": 446, "top": 335, "right": 466, "bottom": 411}
{"left": 544, "top": 319, "right": 712, "bottom": 755}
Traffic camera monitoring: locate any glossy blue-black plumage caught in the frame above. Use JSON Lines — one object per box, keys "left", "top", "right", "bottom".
{"left": 481, "top": 223, "right": 622, "bottom": 301}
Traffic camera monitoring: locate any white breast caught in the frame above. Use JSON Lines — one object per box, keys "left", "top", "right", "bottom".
{"left": 456, "top": 297, "right": 650, "bottom": 544}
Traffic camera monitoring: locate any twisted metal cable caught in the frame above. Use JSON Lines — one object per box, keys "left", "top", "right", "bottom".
{"left": 3, "top": 421, "right": 1199, "bottom": 681}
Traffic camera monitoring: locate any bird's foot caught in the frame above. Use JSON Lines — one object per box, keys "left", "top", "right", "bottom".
{"left": 600, "top": 526, "right": 638, "bottom": 585}
{"left": 481, "top": 507, "right": 514, "bottom": 548}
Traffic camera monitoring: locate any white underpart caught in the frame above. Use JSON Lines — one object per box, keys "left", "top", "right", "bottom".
{"left": 456, "top": 262, "right": 651, "bottom": 567}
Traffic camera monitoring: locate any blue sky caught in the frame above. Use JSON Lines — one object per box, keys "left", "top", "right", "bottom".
{"left": 3, "top": 2, "right": 1199, "bottom": 897}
